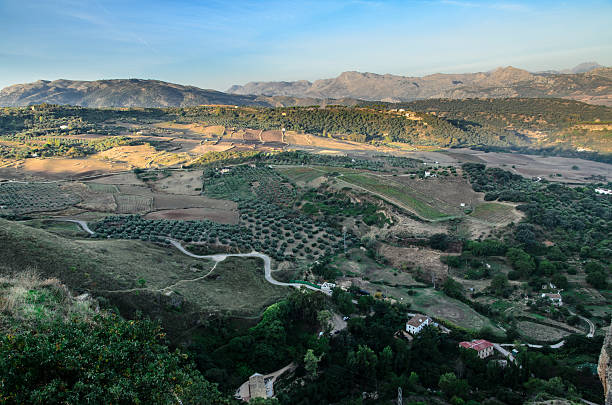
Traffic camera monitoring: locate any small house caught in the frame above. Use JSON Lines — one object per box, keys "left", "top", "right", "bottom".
{"left": 320, "top": 282, "right": 336, "bottom": 294}
{"left": 459, "top": 339, "right": 494, "bottom": 359}
{"left": 406, "top": 315, "right": 432, "bottom": 335}
{"left": 542, "top": 292, "right": 563, "bottom": 306}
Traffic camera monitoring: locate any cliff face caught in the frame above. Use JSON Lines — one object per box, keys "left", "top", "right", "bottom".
{"left": 599, "top": 322, "right": 612, "bottom": 405}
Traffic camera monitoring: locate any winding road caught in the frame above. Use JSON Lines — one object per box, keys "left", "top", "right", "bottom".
{"left": 53, "top": 218, "right": 96, "bottom": 235}
{"left": 168, "top": 239, "right": 330, "bottom": 295}
{"left": 57, "top": 218, "right": 330, "bottom": 295}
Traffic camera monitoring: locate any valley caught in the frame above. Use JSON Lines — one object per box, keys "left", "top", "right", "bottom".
{"left": 0, "top": 102, "right": 609, "bottom": 404}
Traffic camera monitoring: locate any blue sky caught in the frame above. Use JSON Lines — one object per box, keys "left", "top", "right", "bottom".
{"left": 1, "top": 0, "right": 611, "bottom": 91}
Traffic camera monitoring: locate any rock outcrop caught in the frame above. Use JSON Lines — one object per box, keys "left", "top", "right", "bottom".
{"left": 599, "top": 322, "right": 612, "bottom": 405}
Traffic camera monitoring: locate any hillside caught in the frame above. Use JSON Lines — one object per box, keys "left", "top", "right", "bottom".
{"left": 228, "top": 66, "right": 612, "bottom": 106}
{"left": 1, "top": 99, "right": 610, "bottom": 164}
{"left": 0, "top": 78, "right": 361, "bottom": 108}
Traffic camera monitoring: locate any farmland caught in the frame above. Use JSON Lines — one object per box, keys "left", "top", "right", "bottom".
{"left": 338, "top": 172, "right": 451, "bottom": 220}
{"left": 0, "top": 182, "right": 81, "bottom": 215}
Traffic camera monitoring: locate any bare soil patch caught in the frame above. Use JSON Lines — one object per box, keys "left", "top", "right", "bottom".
{"left": 97, "top": 145, "right": 190, "bottom": 168}
{"left": 89, "top": 172, "right": 143, "bottom": 185}
{"left": 152, "top": 170, "right": 203, "bottom": 195}
{"left": 153, "top": 194, "right": 237, "bottom": 211}
{"left": 22, "top": 158, "right": 127, "bottom": 179}
{"left": 145, "top": 207, "right": 239, "bottom": 224}
{"left": 378, "top": 243, "right": 449, "bottom": 282}
{"left": 115, "top": 194, "right": 154, "bottom": 214}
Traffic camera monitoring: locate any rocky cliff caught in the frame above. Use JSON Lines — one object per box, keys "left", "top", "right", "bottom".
{"left": 599, "top": 322, "right": 612, "bottom": 405}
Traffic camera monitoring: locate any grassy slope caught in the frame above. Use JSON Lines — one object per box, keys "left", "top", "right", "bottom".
{"left": 339, "top": 172, "right": 450, "bottom": 220}
{"left": 0, "top": 219, "right": 286, "bottom": 335}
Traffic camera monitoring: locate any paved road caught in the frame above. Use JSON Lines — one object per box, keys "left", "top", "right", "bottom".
{"left": 168, "top": 239, "right": 330, "bottom": 295}
{"left": 53, "top": 219, "right": 95, "bottom": 235}
{"left": 570, "top": 310, "right": 596, "bottom": 338}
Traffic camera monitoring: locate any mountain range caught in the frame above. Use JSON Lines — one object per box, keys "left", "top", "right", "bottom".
{"left": 228, "top": 64, "right": 612, "bottom": 106}
{"left": 1, "top": 63, "right": 610, "bottom": 108}
{"left": 0, "top": 79, "right": 361, "bottom": 109}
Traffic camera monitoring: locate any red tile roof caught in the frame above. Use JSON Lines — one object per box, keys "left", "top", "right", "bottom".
{"left": 407, "top": 315, "right": 430, "bottom": 327}
{"left": 459, "top": 339, "right": 493, "bottom": 352}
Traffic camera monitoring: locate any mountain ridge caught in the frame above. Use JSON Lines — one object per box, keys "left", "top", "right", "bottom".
{"left": 228, "top": 65, "right": 612, "bottom": 106}
{"left": 0, "top": 78, "right": 363, "bottom": 108}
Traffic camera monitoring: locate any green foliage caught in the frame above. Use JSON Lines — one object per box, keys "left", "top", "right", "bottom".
{"left": 438, "top": 372, "right": 469, "bottom": 399}
{"left": 506, "top": 248, "right": 536, "bottom": 278}
{"left": 0, "top": 314, "right": 228, "bottom": 404}
{"left": 442, "top": 277, "right": 464, "bottom": 300}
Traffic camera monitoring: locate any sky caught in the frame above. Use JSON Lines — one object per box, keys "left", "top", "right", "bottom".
{"left": 1, "top": 0, "right": 611, "bottom": 91}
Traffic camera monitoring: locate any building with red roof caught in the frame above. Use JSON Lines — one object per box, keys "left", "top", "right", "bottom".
{"left": 459, "top": 339, "right": 494, "bottom": 359}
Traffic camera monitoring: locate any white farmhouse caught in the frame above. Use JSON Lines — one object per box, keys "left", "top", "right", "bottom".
{"left": 405, "top": 314, "right": 432, "bottom": 335}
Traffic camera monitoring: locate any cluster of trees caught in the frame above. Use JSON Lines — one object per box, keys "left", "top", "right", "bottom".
{"left": 301, "top": 189, "right": 389, "bottom": 228}
{"left": 269, "top": 296, "right": 602, "bottom": 404}
{"left": 463, "top": 163, "right": 610, "bottom": 290}
{"left": 0, "top": 313, "right": 230, "bottom": 404}
{"left": 403, "top": 98, "right": 612, "bottom": 132}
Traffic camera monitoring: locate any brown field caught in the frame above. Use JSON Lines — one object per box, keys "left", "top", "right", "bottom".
{"left": 21, "top": 158, "right": 128, "bottom": 179}
{"left": 145, "top": 207, "right": 239, "bottom": 224}
{"left": 261, "top": 130, "right": 283, "bottom": 143}
{"left": 378, "top": 243, "right": 449, "bottom": 282}
{"left": 448, "top": 149, "right": 612, "bottom": 183}
{"left": 183, "top": 142, "right": 234, "bottom": 154}
{"left": 243, "top": 129, "right": 262, "bottom": 142}
{"left": 153, "top": 170, "right": 203, "bottom": 195}
{"left": 283, "top": 131, "right": 390, "bottom": 151}
{"left": 153, "top": 194, "right": 237, "bottom": 211}
{"left": 115, "top": 194, "right": 153, "bottom": 213}
{"left": 154, "top": 122, "right": 225, "bottom": 137}
{"left": 89, "top": 172, "right": 143, "bottom": 185}
{"left": 59, "top": 182, "right": 117, "bottom": 212}
{"left": 97, "top": 144, "right": 191, "bottom": 168}
{"left": 117, "top": 184, "right": 155, "bottom": 196}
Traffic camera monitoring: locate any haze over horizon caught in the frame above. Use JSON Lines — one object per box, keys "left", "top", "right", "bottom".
{"left": 1, "top": 0, "right": 611, "bottom": 91}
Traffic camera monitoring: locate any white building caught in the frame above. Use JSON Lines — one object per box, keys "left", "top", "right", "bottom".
{"left": 595, "top": 188, "right": 612, "bottom": 195}
{"left": 320, "top": 282, "right": 336, "bottom": 294}
{"left": 459, "top": 339, "right": 494, "bottom": 359}
{"left": 542, "top": 292, "right": 563, "bottom": 306}
{"left": 405, "top": 314, "right": 432, "bottom": 335}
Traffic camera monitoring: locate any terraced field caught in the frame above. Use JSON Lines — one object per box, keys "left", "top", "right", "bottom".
{"left": 115, "top": 194, "right": 153, "bottom": 213}
{"left": 469, "top": 202, "right": 522, "bottom": 225}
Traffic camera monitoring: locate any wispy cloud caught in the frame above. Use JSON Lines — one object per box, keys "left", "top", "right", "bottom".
{"left": 440, "top": 0, "right": 530, "bottom": 12}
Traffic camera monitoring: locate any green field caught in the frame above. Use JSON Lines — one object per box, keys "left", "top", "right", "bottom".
{"left": 339, "top": 173, "right": 450, "bottom": 220}
{"left": 409, "top": 288, "right": 504, "bottom": 335}
{"left": 170, "top": 256, "right": 287, "bottom": 317}
{"left": 275, "top": 166, "right": 325, "bottom": 184}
